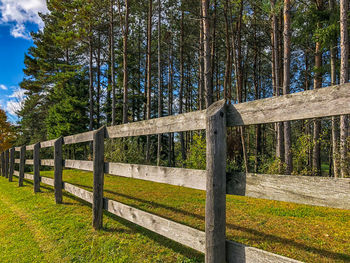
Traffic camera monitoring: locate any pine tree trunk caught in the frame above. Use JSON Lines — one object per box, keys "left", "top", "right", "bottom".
{"left": 110, "top": 0, "right": 116, "bottom": 126}
{"left": 97, "top": 31, "right": 101, "bottom": 128}
{"left": 157, "top": 0, "right": 162, "bottom": 166}
{"left": 340, "top": 0, "right": 349, "bottom": 178}
{"left": 283, "top": 0, "right": 292, "bottom": 174}
{"left": 180, "top": 6, "right": 186, "bottom": 163}
{"left": 271, "top": 0, "right": 284, "bottom": 171}
{"left": 199, "top": 3, "right": 204, "bottom": 110}
{"left": 223, "top": 0, "right": 231, "bottom": 102}
{"left": 168, "top": 36, "right": 173, "bottom": 167}
{"left": 146, "top": 0, "right": 152, "bottom": 162}
{"left": 89, "top": 30, "right": 94, "bottom": 132}
{"left": 313, "top": 41, "right": 322, "bottom": 176}
{"left": 202, "top": 0, "right": 212, "bottom": 108}
{"left": 122, "top": 0, "right": 130, "bottom": 124}
{"left": 330, "top": 0, "right": 340, "bottom": 177}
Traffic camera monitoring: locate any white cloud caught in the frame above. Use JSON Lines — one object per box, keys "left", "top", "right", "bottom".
{"left": 5, "top": 87, "right": 26, "bottom": 116}
{"left": 10, "top": 23, "right": 31, "bottom": 39}
{"left": 0, "top": 0, "right": 48, "bottom": 39}
{"left": 0, "top": 84, "right": 7, "bottom": 90}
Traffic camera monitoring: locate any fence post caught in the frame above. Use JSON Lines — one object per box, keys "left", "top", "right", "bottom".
{"left": 54, "top": 137, "right": 63, "bottom": 204}
{"left": 19, "top": 146, "right": 25, "bottom": 187}
{"left": 5, "top": 150, "right": 9, "bottom": 179}
{"left": 92, "top": 126, "right": 105, "bottom": 230}
{"left": 9, "top": 147, "right": 14, "bottom": 182}
{"left": 33, "top": 143, "right": 40, "bottom": 192}
{"left": 205, "top": 100, "right": 227, "bottom": 263}
{"left": 0, "top": 152, "right": 3, "bottom": 177}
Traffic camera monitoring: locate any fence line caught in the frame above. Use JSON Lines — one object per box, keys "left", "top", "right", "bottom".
{"left": 1, "top": 83, "right": 350, "bottom": 263}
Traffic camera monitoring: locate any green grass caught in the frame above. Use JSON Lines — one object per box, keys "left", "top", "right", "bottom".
{"left": 0, "top": 176, "right": 202, "bottom": 263}
{"left": 1, "top": 170, "right": 350, "bottom": 262}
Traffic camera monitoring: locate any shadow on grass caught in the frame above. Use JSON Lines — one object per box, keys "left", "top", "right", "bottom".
{"left": 11, "top": 177, "right": 350, "bottom": 262}
{"left": 70, "top": 181, "right": 350, "bottom": 262}
{"left": 18, "top": 178, "right": 204, "bottom": 261}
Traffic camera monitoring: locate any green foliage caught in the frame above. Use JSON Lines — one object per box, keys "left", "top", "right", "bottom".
{"left": 259, "top": 156, "right": 286, "bottom": 175}
{"left": 45, "top": 73, "right": 89, "bottom": 139}
{"left": 182, "top": 133, "right": 206, "bottom": 170}
{"left": 292, "top": 133, "right": 313, "bottom": 176}
{"left": 105, "top": 138, "right": 146, "bottom": 164}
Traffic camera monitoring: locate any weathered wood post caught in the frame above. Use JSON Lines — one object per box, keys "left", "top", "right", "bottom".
{"left": 33, "top": 143, "right": 41, "bottom": 192}
{"left": 5, "top": 149, "right": 9, "bottom": 178}
{"left": 9, "top": 147, "right": 14, "bottom": 182}
{"left": 205, "top": 100, "right": 227, "bottom": 263}
{"left": 92, "top": 126, "right": 105, "bottom": 229}
{"left": 54, "top": 137, "right": 63, "bottom": 204}
{"left": 0, "top": 152, "right": 4, "bottom": 177}
{"left": 19, "top": 146, "right": 25, "bottom": 186}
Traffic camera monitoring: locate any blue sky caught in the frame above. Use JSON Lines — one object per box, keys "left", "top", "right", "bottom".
{"left": 0, "top": 0, "right": 48, "bottom": 123}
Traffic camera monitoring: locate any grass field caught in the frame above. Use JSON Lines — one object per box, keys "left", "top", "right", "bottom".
{"left": 0, "top": 170, "right": 349, "bottom": 262}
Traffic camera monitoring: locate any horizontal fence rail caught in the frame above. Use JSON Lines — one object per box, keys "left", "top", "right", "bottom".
{"left": 227, "top": 83, "right": 350, "bottom": 126}
{"left": 227, "top": 173, "right": 350, "bottom": 210}
{"left": 2, "top": 84, "right": 350, "bottom": 263}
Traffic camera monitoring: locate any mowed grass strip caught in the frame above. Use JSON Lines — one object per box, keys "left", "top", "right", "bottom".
{"left": 37, "top": 169, "right": 350, "bottom": 263}
{"left": 0, "top": 176, "right": 203, "bottom": 263}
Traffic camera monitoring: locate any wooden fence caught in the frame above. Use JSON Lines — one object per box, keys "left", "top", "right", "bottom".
{"left": 1, "top": 83, "right": 350, "bottom": 263}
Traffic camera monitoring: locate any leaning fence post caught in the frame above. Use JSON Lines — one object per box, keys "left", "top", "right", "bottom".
{"left": 5, "top": 149, "right": 9, "bottom": 179}
{"left": 54, "top": 137, "right": 63, "bottom": 204}
{"left": 33, "top": 143, "right": 40, "bottom": 192}
{"left": 9, "top": 147, "right": 14, "bottom": 182}
{"left": 19, "top": 146, "right": 25, "bottom": 186}
{"left": 205, "top": 100, "right": 227, "bottom": 263}
{"left": 92, "top": 126, "right": 105, "bottom": 230}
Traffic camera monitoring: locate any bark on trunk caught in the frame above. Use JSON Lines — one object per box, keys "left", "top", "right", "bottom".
{"left": 157, "top": 0, "right": 162, "bottom": 166}
{"left": 202, "top": 0, "right": 212, "bottom": 108}
{"left": 122, "top": 0, "right": 130, "bottom": 124}
{"left": 340, "top": 0, "right": 349, "bottom": 178}
{"left": 283, "top": 0, "right": 292, "bottom": 174}
{"left": 146, "top": 0, "right": 152, "bottom": 162}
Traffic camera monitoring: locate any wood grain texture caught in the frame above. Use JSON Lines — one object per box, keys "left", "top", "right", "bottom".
{"left": 26, "top": 144, "right": 35, "bottom": 150}
{"left": 25, "top": 159, "right": 34, "bottom": 165}
{"left": 41, "top": 176, "right": 55, "bottom": 187}
{"left": 63, "top": 130, "right": 94, "bottom": 145}
{"left": 226, "top": 172, "right": 350, "bottom": 210}
{"left": 226, "top": 240, "right": 302, "bottom": 263}
{"left": 19, "top": 146, "right": 25, "bottom": 187}
{"left": 54, "top": 137, "right": 63, "bottom": 204}
{"left": 205, "top": 100, "right": 227, "bottom": 263}
{"left": 40, "top": 139, "right": 56, "bottom": 148}
{"left": 24, "top": 173, "right": 34, "bottom": 181}
{"left": 104, "top": 197, "right": 206, "bottom": 252}
{"left": 33, "top": 143, "right": 40, "bottom": 192}
{"left": 63, "top": 182, "right": 93, "bottom": 203}
{"left": 92, "top": 126, "right": 105, "bottom": 229}
{"left": 64, "top": 160, "right": 93, "bottom": 171}
{"left": 41, "top": 159, "right": 54, "bottom": 166}
{"left": 106, "top": 110, "right": 206, "bottom": 138}
{"left": 227, "top": 83, "right": 350, "bottom": 126}
{"left": 105, "top": 162, "right": 206, "bottom": 190}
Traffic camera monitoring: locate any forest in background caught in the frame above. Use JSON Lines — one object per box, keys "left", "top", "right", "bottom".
{"left": 5, "top": 0, "right": 350, "bottom": 177}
